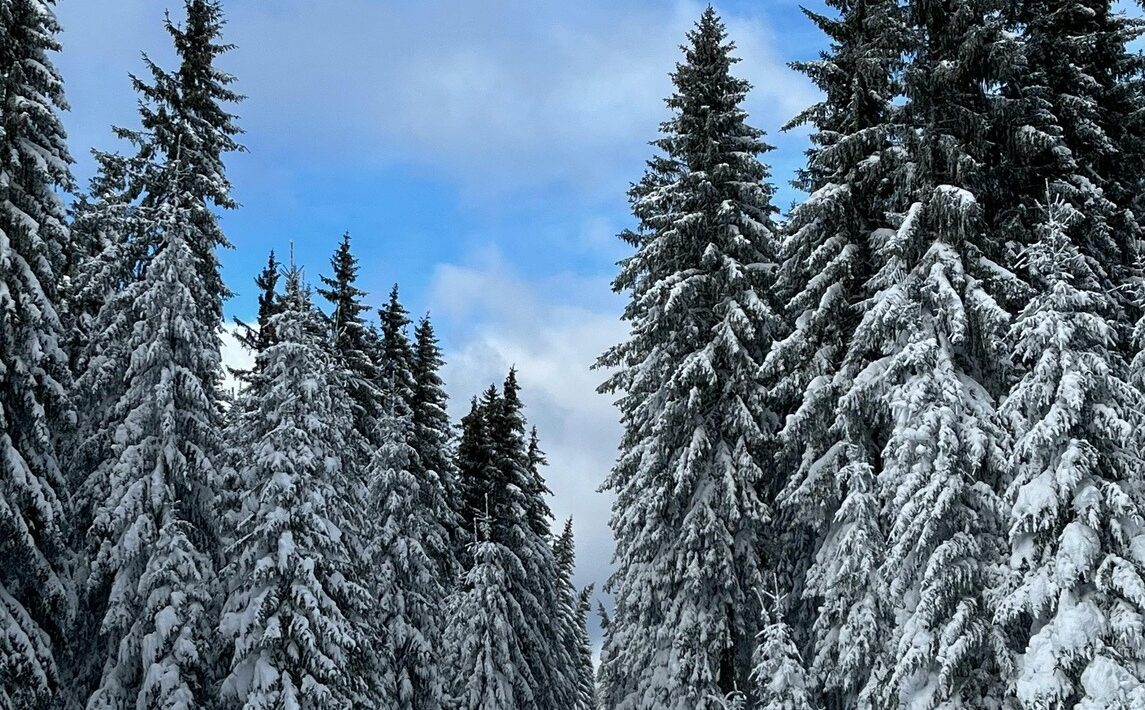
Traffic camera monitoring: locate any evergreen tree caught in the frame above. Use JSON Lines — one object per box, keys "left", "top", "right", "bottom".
{"left": 234, "top": 249, "right": 282, "bottom": 357}
{"left": 999, "top": 0, "right": 1145, "bottom": 344}
{"left": 574, "top": 585, "right": 597, "bottom": 710}
{"left": 764, "top": 0, "right": 904, "bottom": 702}
{"left": 553, "top": 520, "right": 596, "bottom": 710}
{"left": 595, "top": 9, "right": 783, "bottom": 707}
{"left": 319, "top": 233, "right": 384, "bottom": 448}
{"left": 457, "top": 392, "right": 499, "bottom": 547}
{"left": 487, "top": 372, "right": 577, "bottom": 708}
{"left": 378, "top": 284, "right": 417, "bottom": 407}
{"left": 219, "top": 268, "right": 371, "bottom": 708}
{"left": 218, "top": 253, "right": 283, "bottom": 543}
{"left": 996, "top": 197, "right": 1145, "bottom": 708}
{"left": 750, "top": 589, "right": 815, "bottom": 710}
{"left": 0, "top": 0, "right": 74, "bottom": 705}
{"left": 453, "top": 376, "right": 576, "bottom": 707}
{"left": 71, "top": 2, "right": 241, "bottom": 703}
{"left": 508, "top": 374, "right": 553, "bottom": 541}
{"left": 80, "top": 161, "right": 223, "bottom": 709}
{"left": 63, "top": 157, "right": 136, "bottom": 378}
{"left": 846, "top": 0, "right": 1017, "bottom": 700}
{"left": 364, "top": 388, "right": 447, "bottom": 709}
{"left": 444, "top": 522, "right": 535, "bottom": 710}
{"left": 411, "top": 314, "right": 462, "bottom": 581}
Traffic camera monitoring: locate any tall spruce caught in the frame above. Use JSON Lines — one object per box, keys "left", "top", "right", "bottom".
{"left": 379, "top": 284, "right": 417, "bottom": 407}
{"left": 595, "top": 8, "right": 783, "bottom": 707}
{"left": 71, "top": 1, "right": 241, "bottom": 704}
{"left": 0, "top": 0, "right": 74, "bottom": 706}
{"left": 457, "top": 391, "right": 500, "bottom": 547}
{"left": 1000, "top": 0, "right": 1145, "bottom": 342}
{"left": 764, "top": 0, "right": 904, "bottom": 703}
{"left": 454, "top": 376, "right": 577, "bottom": 707}
{"left": 233, "top": 249, "right": 282, "bottom": 356}
{"left": 846, "top": 0, "right": 1017, "bottom": 701}
{"left": 575, "top": 586, "right": 597, "bottom": 709}
{"left": 411, "top": 314, "right": 462, "bottom": 581}
{"left": 444, "top": 521, "right": 536, "bottom": 710}
{"left": 79, "top": 158, "right": 223, "bottom": 709}
{"left": 319, "top": 233, "right": 384, "bottom": 448}
{"left": 219, "top": 267, "right": 372, "bottom": 708}
{"left": 364, "top": 388, "right": 447, "bottom": 709}
{"left": 487, "top": 372, "right": 577, "bottom": 708}
{"left": 996, "top": 197, "right": 1145, "bottom": 707}
{"left": 553, "top": 519, "right": 596, "bottom": 710}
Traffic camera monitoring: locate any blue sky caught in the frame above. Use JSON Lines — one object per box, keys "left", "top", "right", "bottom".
{"left": 54, "top": 0, "right": 826, "bottom": 643}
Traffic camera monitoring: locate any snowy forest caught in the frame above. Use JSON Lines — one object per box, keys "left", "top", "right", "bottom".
{"left": 5, "top": 0, "right": 1145, "bottom": 708}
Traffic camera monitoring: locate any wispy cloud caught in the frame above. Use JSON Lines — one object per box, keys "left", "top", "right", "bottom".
{"left": 57, "top": 0, "right": 816, "bottom": 200}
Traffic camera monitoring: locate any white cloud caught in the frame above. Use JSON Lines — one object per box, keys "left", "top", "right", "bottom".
{"left": 219, "top": 323, "right": 255, "bottom": 398}
{"left": 56, "top": 0, "right": 817, "bottom": 199}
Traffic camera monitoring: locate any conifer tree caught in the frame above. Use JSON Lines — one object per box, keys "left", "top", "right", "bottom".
{"left": 457, "top": 392, "right": 500, "bottom": 546}
{"left": 454, "top": 376, "right": 576, "bottom": 707}
{"left": 364, "top": 387, "right": 447, "bottom": 709}
{"left": 411, "top": 315, "right": 462, "bottom": 580}
{"left": 0, "top": 0, "right": 74, "bottom": 705}
{"left": 999, "top": 0, "right": 1145, "bottom": 342}
{"left": 750, "top": 589, "right": 815, "bottom": 710}
{"left": 71, "top": 2, "right": 241, "bottom": 704}
{"left": 234, "top": 249, "right": 282, "bottom": 356}
{"left": 219, "top": 268, "right": 371, "bottom": 708}
{"left": 63, "top": 158, "right": 135, "bottom": 377}
{"left": 996, "top": 197, "right": 1145, "bottom": 708}
{"left": 553, "top": 520, "right": 596, "bottom": 710}
{"left": 764, "top": 0, "right": 904, "bottom": 702}
{"left": 319, "top": 233, "right": 384, "bottom": 448}
{"left": 218, "top": 253, "right": 284, "bottom": 542}
{"left": 574, "top": 585, "right": 597, "bottom": 709}
{"left": 80, "top": 160, "right": 223, "bottom": 709}
{"left": 595, "top": 8, "right": 782, "bottom": 707}
{"left": 846, "top": 0, "right": 1017, "bottom": 700}
{"left": 379, "top": 284, "right": 417, "bottom": 407}
{"left": 487, "top": 372, "right": 577, "bottom": 708}
{"left": 444, "top": 520, "right": 535, "bottom": 710}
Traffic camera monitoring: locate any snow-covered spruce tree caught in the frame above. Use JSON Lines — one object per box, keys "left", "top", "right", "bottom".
{"left": 595, "top": 8, "right": 782, "bottom": 707}
{"left": 763, "top": 0, "right": 904, "bottom": 703}
{"left": 63, "top": 154, "right": 137, "bottom": 378}
{"left": 509, "top": 374, "right": 554, "bottom": 542}
{"left": 453, "top": 376, "right": 576, "bottom": 707}
{"left": 1000, "top": 0, "right": 1145, "bottom": 345}
{"left": 457, "top": 391, "right": 500, "bottom": 550}
{"left": 379, "top": 284, "right": 417, "bottom": 407}
{"left": 376, "top": 293, "right": 456, "bottom": 596}
{"left": 444, "top": 518, "right": 535, "bottom": 710}
{"left": 750, "top": 588, "right": 815, "bottom": 710}
{"left": 847, "top": 0, "right": 1017, "bottom": 702}
{"left": 0, "top": 1, "right": 74, "bottom": 706}
{"left": 575, "top": 585, "right": 597, "bottom": 709}
{"left": 489, "top": 371, "right": 577, "bottom": 708}
{"left": 319, "top": 233, "right": 384, "bottom": 448}
{"left": 411, "top": 314, "right": 462, "bottom": 582}
{"left": 234, "top": 249, "right": 282, "bottom": 357}
{"left": 71, "top": 2, "right": 242, "bottom": 704}
{"left": 553, "top": 520, "right": 596, "bottom": 710}
{"left": 996, "top": 196, "right": 1145, "bottom": 708}
{"left": 78, "top": 159, "right": 223, "bottom": 709}
{"left": 217, "top": 253, "right": 286, "bottom": 544}
{"left": 219, "top": 267, "right": 372, "bottom": 709}
{"left": 363, "top": 387, "right": 446, "bottom": 709}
